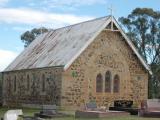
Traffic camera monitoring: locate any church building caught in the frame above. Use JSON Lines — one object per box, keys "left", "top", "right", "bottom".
{"left": 2, "top": 16, "right": 152, "bottom": 109}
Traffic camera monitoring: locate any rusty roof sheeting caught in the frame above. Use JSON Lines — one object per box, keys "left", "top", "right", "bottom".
{"left": 4, "top": 16, "right": 109, "bottom": 72}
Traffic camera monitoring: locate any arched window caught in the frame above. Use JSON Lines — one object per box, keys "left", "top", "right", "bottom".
{"left": 8, "top": 76, "right": 10, "bottom": 86}
{"left": 21, "top": 75, "right": 23, "bottom": 81}
{"left": 42, "top": 74, "right": 45, "bottom": 92}
{"left": 105, "top": 71, "right": 111, "bottom": 92}
{"left": 113, "top": 74, "right": 120, "bottom": 93}
{"left": 27, "top": 75, "right": 30, "bottom": 90}
{"left": 96, "top": 73, "right": 103, "bottom": 93}
{"left": 8, "top": 76, "right": 11, "bottom": 93}
{"left": 14, "top": 76, "right": 16, "bottom": 92}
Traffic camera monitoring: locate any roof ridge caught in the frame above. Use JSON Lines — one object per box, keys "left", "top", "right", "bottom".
{"left": 50, "top": 16, "right": 110, "bottom": 32}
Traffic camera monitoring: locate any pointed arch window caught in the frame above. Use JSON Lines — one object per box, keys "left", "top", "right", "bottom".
{"left": 14, "top": 76, "right": 16, "bottom": 92}
{"left": 27, "top": 75, "right": 30, "bottom": 90}
{"left": 105, "top": 71, "right": 111, "bottom": 92}
{"left": 113, "top": 74, "right": 120, "bottom": 93}
{"left": 96, "top": 73, "right": 103, "bottom": 93}
{"left": 42, "top": 74, "right": 45, "bottom": 92}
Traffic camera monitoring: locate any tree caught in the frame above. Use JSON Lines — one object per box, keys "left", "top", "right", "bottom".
{"left": 21, "top": 27, "right": 50, "bottom": 47}
{"left": 119, "top": 8, "right": 160, "bottom": 98}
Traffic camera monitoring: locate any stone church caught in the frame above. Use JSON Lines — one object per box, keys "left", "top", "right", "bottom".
{"left": 2, "top": 16, "right": 152, "bottom": 109}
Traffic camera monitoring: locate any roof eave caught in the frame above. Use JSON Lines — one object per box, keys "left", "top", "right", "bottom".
{"left": 2, "top": 65, "right": 65, "bottom": 73}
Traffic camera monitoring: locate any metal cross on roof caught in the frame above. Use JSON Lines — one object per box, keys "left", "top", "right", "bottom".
{"left": 108, "top": 5, "right": 113, "bottom": 17}
{"left": 108, "top": 5, "right": 114, "bottom": 31}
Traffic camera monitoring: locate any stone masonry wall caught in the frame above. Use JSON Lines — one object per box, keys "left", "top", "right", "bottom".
{"left": 61, "top": 31, "right": 148, "bottom": 109}
{"left": 2, "top": 67, "right": 63, "bottom": 107}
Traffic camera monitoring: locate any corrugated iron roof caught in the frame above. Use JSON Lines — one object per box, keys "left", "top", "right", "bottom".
{"left": 4, "top": 16, "right": 110, "bottom": 72}
{"left": 4, "top": 16, "right": 152, "bottom": 74}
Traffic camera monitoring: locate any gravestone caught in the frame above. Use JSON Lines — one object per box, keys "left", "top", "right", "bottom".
{"left": 86, "top": 102, "right": 97, "bottom": 111}
{"left": 4, "top": 109, "right": 23, "bottom": 120}
{"left": 114, "top": 100, "right": 133, "bottom": 108}
{"left": 109, "top": 100, "right": 138, "bottom": 115}
{"left": 139, "top": 99, "right": 160, "bottom": 117}
{"left": 35, "top": 105, "right": 66, "bottom": 118}
{"left": 41, "top": 105, "right": 57, "bottom": 115}
{"left": 147, "top": 99, "right": 160, "bottom": 111}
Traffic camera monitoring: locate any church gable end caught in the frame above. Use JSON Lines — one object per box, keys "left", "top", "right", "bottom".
{"left": 61, "top": 28, "right": 148, "bottom": 108}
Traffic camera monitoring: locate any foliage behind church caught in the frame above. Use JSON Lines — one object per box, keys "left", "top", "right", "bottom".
{"left": 119, "top": 8, "right": 160, "bottom": 98}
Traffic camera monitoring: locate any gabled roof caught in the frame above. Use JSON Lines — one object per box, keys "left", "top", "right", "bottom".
{"left": 4, "top": 16, "right": 152, "bottom": 74}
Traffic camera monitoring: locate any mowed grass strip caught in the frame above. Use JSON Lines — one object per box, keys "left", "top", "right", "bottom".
{"left": 0, "top": 107, "right": 159, "bottom": 120}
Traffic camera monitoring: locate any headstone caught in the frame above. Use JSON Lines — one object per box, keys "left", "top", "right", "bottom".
{"left": 86, "top": 102, "right": 97, "bottom": 111}
{"left": 139, "top": 99, "right": 160, "bottom": 117}
{"left": 34, "top": 104, "right": 65, "bottom": 118}
{"left": 114, "top": 100, "right": 133, "bottom": 108}
{"left": 147, "top": 99, "right": 160, "bottom": 111}
{"left": 109, "top": 100, "right": 138, "bottom": 115}
{"left": 41, "top": 105, "right": 57, "bottom": 115}
{"left": 4, "top": 109, "right": 23, "bottom": 120}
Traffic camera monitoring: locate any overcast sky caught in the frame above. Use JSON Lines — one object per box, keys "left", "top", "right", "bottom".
{"left": 0, "top": 0, "right": 159, "bottom": 71}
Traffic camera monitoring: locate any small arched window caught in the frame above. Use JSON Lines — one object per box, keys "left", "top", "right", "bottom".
{"left": 8, "top": 76, "right": 11, "bottom": 86}
{"left": 14, "top": 76, "right": 16, "bottom": 92}
{"left": 105, "top": 71, "right": 111, "bottom": 92}
{"left": 42, "top": 74, "right": 45, "bottom": 92}
{"left": 96, "top": 73, "right": 103, "bottom": 93}
{"left": 27, "top": 75, "right": 30, "bottom": 90}
{"left": 113, "top": 74, "right": 120, "bottom": 93}
{"left": 21, "top": 75, "right": 23, "bottom": 81}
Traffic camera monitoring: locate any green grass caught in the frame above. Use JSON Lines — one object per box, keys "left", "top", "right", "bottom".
{"left": 0, "top": 107, "right": 160, "bottom": 120}
{"left": 46, "top": 116, "right": 160, "bottom": 120}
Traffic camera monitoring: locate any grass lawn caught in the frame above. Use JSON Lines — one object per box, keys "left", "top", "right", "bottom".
{"left": 47, "top": 117, "right": 160, "bottom": 120}
{"left": 0, "top": 107, "right": 160, "bottom": 120}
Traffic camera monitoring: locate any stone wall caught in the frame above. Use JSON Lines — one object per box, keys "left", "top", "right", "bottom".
{"left": 2, "top": 67, "right": 63, "bottom": 107}
{"left": 61, "top": 31, "right": 148, "bottom": 109}
{"left": 2, "top": 30, "right": 149, "bottom": 109}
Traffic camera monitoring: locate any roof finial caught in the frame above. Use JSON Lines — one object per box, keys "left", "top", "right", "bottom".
{"left": 108, "top": 4, "right": 113, "bottom": 17}
{"left": 108, "top": 5, "right": 114, "bottom": 31}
